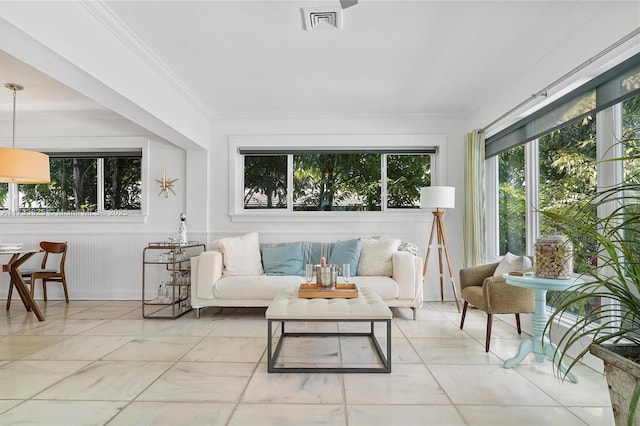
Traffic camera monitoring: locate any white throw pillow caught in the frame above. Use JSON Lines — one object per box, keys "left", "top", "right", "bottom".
{"left": 213, "top": 232, "right": 264, "bottom": 276}
{"left": 357, "top": 237, "right": 401, "bottom": 277}
{"left": 493, "top": 252, "right": 532, "bottom": 277}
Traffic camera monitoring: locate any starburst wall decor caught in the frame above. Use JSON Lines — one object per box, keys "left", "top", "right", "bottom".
{"left": 155, "top": 170, "right": 178, "bottom": 198}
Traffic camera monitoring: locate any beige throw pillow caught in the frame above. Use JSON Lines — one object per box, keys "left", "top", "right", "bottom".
{"left": 214, "top": 232, "right": 264, "bottom": 276}
{"left": 357, "top": 237, "right": 401, "bottom": 277}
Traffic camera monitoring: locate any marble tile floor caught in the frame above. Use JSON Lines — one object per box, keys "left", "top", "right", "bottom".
{"left": 0, "top": 299, "right": 614, "bottom": 426}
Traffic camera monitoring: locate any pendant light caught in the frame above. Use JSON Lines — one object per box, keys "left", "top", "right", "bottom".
{"left": 0, "top": 83, "right": 50, "bottom": 184}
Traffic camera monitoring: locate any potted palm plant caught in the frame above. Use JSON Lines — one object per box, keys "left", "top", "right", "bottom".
{"left": 541, "top": 168, "right": 640, "bottom": 426}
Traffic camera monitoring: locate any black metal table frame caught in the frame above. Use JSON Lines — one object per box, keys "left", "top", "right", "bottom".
{"left": 267, "top": 318, "right": 391, "bottom": 373}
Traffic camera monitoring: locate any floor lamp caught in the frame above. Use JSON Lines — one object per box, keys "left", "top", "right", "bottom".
{"left": 420, "top": 186, "right": 460, "bottom": 312}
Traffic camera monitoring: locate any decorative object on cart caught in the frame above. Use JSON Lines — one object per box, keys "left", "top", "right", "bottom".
{"left": 420, "top": 185, "right": 460, "bottom": 312}
{"left": 0, "top": 83, "right": 50, "bottom": 184}
{"left": 541, "top": 153, "right": 640, "bottom": 426}
{"left": 157, "top": 282, "right": 168, "bottom": 303}
{"left": 178, "top": 212, "right": 187, "bottom": 244}
{"left": 155, "top": 169, "right": 178, "bottom": 198}
{"left": 534, "top": 234, "right": 573, "bottom": 279}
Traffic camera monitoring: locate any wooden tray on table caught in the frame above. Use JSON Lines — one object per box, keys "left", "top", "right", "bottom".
{"left": 298, "top": 283, "right": 359, "bottom": 299}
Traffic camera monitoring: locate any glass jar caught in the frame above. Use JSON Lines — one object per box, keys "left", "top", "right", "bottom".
{"left": 534, "top": 234, "right": 573, "bottom": 279}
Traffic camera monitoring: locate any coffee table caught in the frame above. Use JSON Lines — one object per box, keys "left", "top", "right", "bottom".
{"left": 265, "top": 286, "right": 392, "bottom": 373}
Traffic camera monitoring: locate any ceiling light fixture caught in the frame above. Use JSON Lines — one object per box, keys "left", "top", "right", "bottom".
{"left": 0, "top": 83, "right": 50, "bottom": 184}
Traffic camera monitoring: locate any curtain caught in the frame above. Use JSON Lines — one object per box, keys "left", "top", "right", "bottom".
{"left": 463, "top": 130, "right": 486, "bottom": 267}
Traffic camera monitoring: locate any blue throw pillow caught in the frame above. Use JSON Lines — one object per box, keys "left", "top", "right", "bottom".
{"left": 261, "top": 242, "right": 304, "bottom": 276}
{"left": 328, "top": 238, "right": 361, "bottom": 275}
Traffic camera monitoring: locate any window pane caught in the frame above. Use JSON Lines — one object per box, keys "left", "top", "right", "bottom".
{"left": 539, "top": 116, "right": 597, "bottom": 270}
{"left": 0, "top": 183, "right": 7, "bottom": 211}
{"left": 498, "top": 145, "right": 526, "bottom": 255}
{"left": 387, "top": 154, "right": 431, "bottom": 208}
{"left": 244, "top": 155, "right": 287, "bottom": 209}
{"left": 539, "top": 116, "right": 598, "bottom": 314}
{"left": 623, "top": 93, "right": 640, "bottom": 185}
{"left": 104, "top": 157, "right": 141, "bottom": 210}
{"left": 293, "top": 153, "right": 380, "bottom": 211}
{"left": 19, "top": 158, "right": 97, "bottom": 212}
{"left": 622, "top": 93, "right": 640, "bottom": 327}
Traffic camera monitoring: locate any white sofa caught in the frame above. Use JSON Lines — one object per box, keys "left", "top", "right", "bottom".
{"left": 190, "top": 235, "right": 424, "bottom": 319}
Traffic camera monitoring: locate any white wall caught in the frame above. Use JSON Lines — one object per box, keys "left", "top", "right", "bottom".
{"left": 209, "top": 113, "right": 468, "bottom": 302}
{"left": 3, "top": 112, "right": 470, "bottom": 303}
{"left": 0, "top": 115, "right": 193, "bottom": 301}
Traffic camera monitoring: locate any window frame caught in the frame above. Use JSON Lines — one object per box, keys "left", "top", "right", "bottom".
{"left": 229, "top": 134, "right": 447, "bottom": 222}
{"left": 0, "top": 137, "right": 149, "bottom": 223}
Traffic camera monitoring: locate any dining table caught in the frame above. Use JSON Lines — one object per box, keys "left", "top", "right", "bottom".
{"left": 1, "top": 245, "right": 45, "bottom": 321}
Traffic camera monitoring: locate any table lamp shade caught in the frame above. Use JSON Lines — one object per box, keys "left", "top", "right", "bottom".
{"left": 420, "top": 186, "right": 455, "bottom": 209}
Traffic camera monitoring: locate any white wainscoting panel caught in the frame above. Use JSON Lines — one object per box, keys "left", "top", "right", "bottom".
{"left": 0, "top": 232, "right": 208, "bottom": 302}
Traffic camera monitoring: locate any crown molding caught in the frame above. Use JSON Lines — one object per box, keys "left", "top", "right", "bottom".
{"left": 210, "top": 111, "right": 468, "bottom": 122}
{"left": 80, "top": 1, "right": 212, "bottom": 119}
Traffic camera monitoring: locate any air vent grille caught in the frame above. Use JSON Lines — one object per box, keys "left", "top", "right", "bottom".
{"left": 303, "top": 7, "right": 342, "bottom": 30}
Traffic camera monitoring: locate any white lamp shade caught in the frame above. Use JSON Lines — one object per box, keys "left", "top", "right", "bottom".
{"left": 420, "top": 186, "right": 455, "bottom": 209}
{"left": 0, "top": 147, "right": 51, "bottom": 184}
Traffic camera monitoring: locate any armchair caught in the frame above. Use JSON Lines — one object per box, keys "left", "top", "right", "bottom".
{"left": 459, "top": 262, "right": 535, "bottom": 352}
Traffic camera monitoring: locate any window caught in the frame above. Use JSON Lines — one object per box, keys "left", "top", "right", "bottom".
{"left": 242, "top": 151, "right": 432, "bottom": 212}
{"left": 538, "top": 116, "right": 598, "bottom": 273}
{"left": 538, "top": 117, "right": 599, "bottom": 314}
{"left": 293, "top": 153, "right": 381, "bottom": 211}
{"left": 4, "top": 152, "right": 141, "bottom": 214}
{"left": 498, "top": 145, "right": 526, "bottom": 255}
{"left": 0, "top": 182, "right": 8, "bottom": 211}
{"left": 386, "top": 154, "right": 431, "bottom": 209}
{"left": 244, "top": 155, "right": 287, "bottom": 209}
{"left": 488, "top": 51, "right": 640, "bottom": 320}
{"left": 491, "top": 95, "right": 640, "bottom": 320}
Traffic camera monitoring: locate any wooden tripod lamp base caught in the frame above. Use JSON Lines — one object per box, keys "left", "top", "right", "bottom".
{"left": 420, "top": 187, "right": 460, "bottom": 312}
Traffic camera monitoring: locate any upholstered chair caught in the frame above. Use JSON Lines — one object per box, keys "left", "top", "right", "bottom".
{"left": 459, "top": 262, "right": 535, "bottom": 352}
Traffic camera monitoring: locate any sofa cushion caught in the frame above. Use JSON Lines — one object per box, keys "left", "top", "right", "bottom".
{"left": 357, "top": 237, "right": 401, "bottom": 276}
{"left": 493, "top": 252, "right": 531, "bottom": 277}
{"left": 213, "top": 276, "right": 302, "bottom": 299}
{"left": 305, "top": 242, "right": 334, "bottom": 266}
{"left": 214, "top": 232, "right": 264, "bottom": 276}
{"left": 351, "top": 276, "right": 399, "bottom": 300}
{"left": 260, "top": 241, "right": 334, "bottom": 267}
{"left": 262, "top": 242, "right": 304, "bottom": 276}
{"left": 328, "top": 238, "right": 361, "bottom": 275}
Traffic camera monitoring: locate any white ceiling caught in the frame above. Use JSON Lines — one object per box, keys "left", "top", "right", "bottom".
{"left": 1, "top": 1, "right": 639, "bottom": 125}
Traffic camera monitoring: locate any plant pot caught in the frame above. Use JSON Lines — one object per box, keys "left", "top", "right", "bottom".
{"left": 590, "top": 344, "right": 640, "bottom": 426}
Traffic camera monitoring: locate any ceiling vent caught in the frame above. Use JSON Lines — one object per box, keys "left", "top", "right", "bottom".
{"left": 303, "top": 7, "right": 342, "bottom": 31}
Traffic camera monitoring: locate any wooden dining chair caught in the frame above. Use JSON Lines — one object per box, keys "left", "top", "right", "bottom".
{"left": 7, "top": 241, "right": 69, "bottom": 307}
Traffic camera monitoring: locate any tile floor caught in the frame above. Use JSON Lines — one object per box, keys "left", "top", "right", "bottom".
{"left": 0, "top": 299, "right": 614, "bottom": 426}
